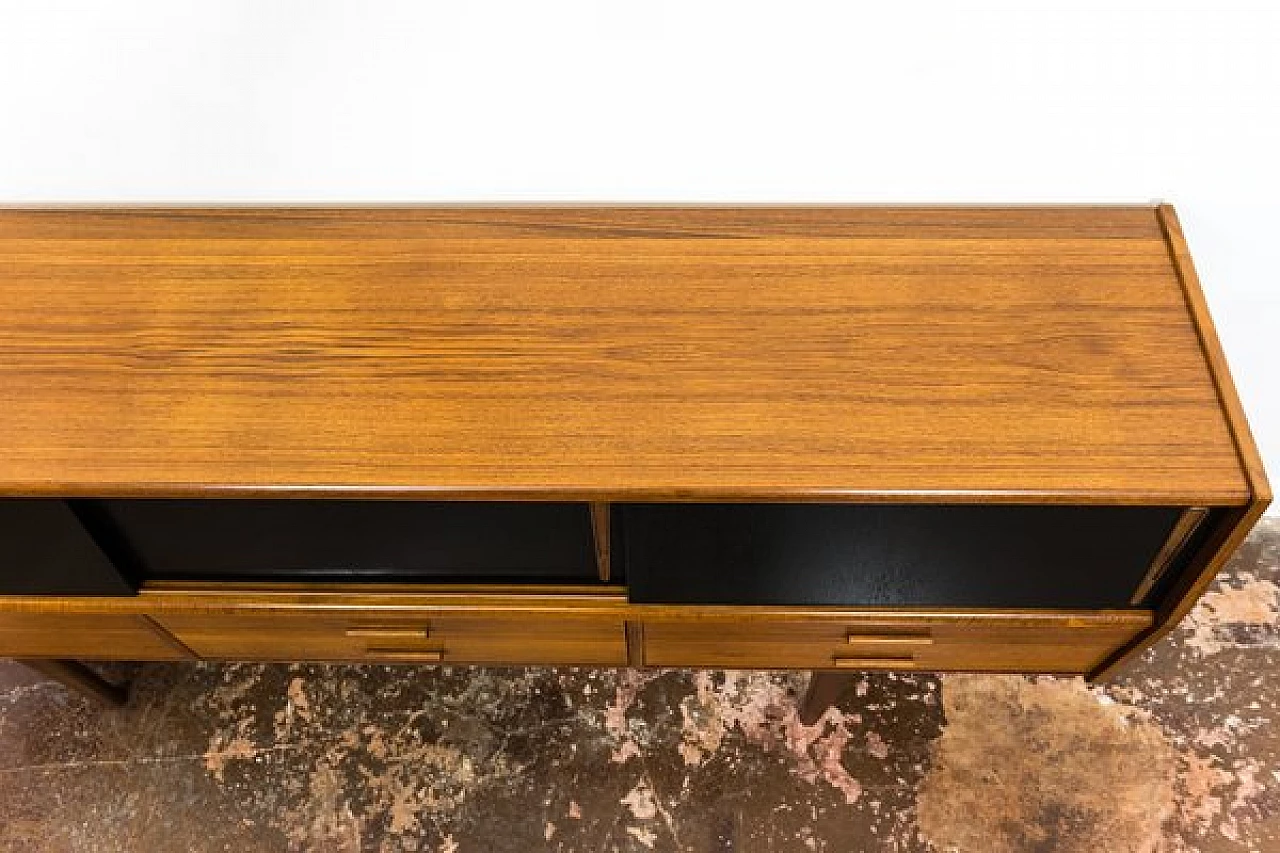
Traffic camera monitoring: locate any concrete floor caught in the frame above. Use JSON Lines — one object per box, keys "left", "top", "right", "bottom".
{"left": 0, "top": 519, "right": 1276, "bottom": 853}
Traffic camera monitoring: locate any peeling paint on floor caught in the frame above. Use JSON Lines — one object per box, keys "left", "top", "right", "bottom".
{"left": 0, "top": 518, "right": 1276, "bottom": 852}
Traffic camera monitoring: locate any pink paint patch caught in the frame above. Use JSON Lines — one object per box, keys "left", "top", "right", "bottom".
{"left": 1183, "top": 572, "right": 1280, "bottom": 655}
{"left": 604, "top": 671, "right": 658, "bottom": 763}
{"left": 621, "top": 781, "right": 659, "bottom": 820}
{"left": 866, "top": 730, "right": 890, "bottom": 760}
{"left": 1177, "top": 752, "right": 1233, "bottom": 831}
{"left": 203, "top": 734, "right": 258, "bottom": 782}
{"left": 678, "top": 671, "right": 865, "bottom": 804}
{"left": 796, "top": 715, "right": 863, "bottom": 804}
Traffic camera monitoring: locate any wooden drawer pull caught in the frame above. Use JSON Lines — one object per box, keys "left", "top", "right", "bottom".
{"left": 363, "top": 649, "right": 445, "bottom": 662}
{"left": 833, "top": 656, "right": 917, "bottom": 669}
{"left": 845, "top": 633, "right": 933, "bottom": 647}
{"left": 345, "top": 627, "right": 430, "bottom": 640}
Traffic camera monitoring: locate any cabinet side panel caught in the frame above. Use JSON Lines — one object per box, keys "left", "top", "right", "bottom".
{"left": 1157, "top": 204, "right": 1270, "bottom": 504}
{"left": 1092, "top": 206, "right": 1271, "bottom": 678}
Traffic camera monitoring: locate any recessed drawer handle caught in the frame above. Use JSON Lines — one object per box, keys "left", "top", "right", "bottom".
{"left": 345, "top": 627, "right": 430, "bottom": 640}
{"left": 846, "top": 633, "right": 933, "bottom": 647}
{"left": 363, "top": 649, "right": 445, "bottom": 662}
{"left": 834, "top": 656, "right": 917, "bottom": 669}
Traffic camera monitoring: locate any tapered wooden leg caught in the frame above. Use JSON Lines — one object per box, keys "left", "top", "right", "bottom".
{"left": 799, "top": 671, "right": 853, "bottom": 725}
{"left": 20, "top": 659, "right": 128, "bottom": 708}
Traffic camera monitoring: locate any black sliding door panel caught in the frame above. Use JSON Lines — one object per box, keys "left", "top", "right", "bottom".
{"left": 92, "top": 500, "right": 598, "bottom": 583}
{"left": 621, "top": 504, "right": 1183, "bottom": 608}
{"left": 0, "top": 500, "right": 136, "bottom": 595}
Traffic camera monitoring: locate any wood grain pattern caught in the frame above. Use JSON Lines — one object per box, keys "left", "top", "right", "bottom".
{"left": 590, "top": 502, "right": 611, "bottom": 581}
{"left": 0, "top": 583, "right": 1149, "bottom": 675}
{"left": 625, "top": 621, "right": 646, "bottom": 667}
{"left": 1129, "top": 506, "right": 1209, "bottom": 605}
{"left": 1156, "top": 205, "right": 1271, "bottom": 504}
{"left": 0, "top": 206, "right": 1266, "bottom": 690}
{"left": 1090, "top": 207, "right": 1272, "bottom": 678}
{"left": 0, "top": 611, "right": 190, "bottom": 659}
{"left": 0, "top": 206, "right": 1247, "bottom": 503}
{"left": 0, "top": 585, "right": 632, "bottom": 615}
{"left": 151, "top": 608, "right": 630, "bottom": 665}
{"left": 832, "top": 658, "right": 918, "bottom": 670}
{"left": 642, "top": 614, "right": 1145, "bottom": 673}
{"left": 0, "top": 585, "right": 1151, "bottom": 626}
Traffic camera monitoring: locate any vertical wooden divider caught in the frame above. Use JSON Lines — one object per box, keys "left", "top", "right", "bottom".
{"left": 589, "top": 502, "right": 611, "bottom": 583}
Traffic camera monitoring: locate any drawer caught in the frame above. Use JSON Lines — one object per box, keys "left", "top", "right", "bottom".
{"left": 153, "top": 609, "right": 629, "bottom": 665}
{"left": 0, "top": 612, "right": 190, "bottom": 660}
{"left": 641, "top": 614, "right": 1149, "bottom": 673}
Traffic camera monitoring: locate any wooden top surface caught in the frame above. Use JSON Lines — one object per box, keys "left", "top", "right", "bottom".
{"left": 0, "top": 206, "right": 1255, "bottom": 503}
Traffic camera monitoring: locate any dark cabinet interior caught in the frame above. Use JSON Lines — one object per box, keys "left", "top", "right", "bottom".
{"left": 85, "top": 500, "right": 601, "bottom": 584}
{"left": 0, "top": 499, "right": 1204, "bottom": 607}
{"left": 618, "top": 503, "right": 1186, "bottom": 608}
{"left": 0, "top": 501, "right": 134, "bottom": 595}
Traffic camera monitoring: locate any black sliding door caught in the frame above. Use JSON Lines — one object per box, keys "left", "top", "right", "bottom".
{"left": 620, "top": 503, "right": 1190, "bottom": 609}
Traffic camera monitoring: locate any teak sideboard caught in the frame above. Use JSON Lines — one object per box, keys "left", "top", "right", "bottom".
{"left": 0, "top": 205, "right": 1268, "bottom": 720}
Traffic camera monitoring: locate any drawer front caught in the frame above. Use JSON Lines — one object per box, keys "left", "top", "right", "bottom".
{"left": 0, "top": 612, "right": 189, "bottom": 660}
{"left": 642, "top": 617, "right": 1147, "bottom": 673}
{"left": 153, "top": 610, "right": 629, "bottom": 665}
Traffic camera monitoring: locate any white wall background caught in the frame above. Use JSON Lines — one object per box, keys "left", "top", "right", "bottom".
{"left": 1, "top": 1, "right": 1276, "bottom": 502}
